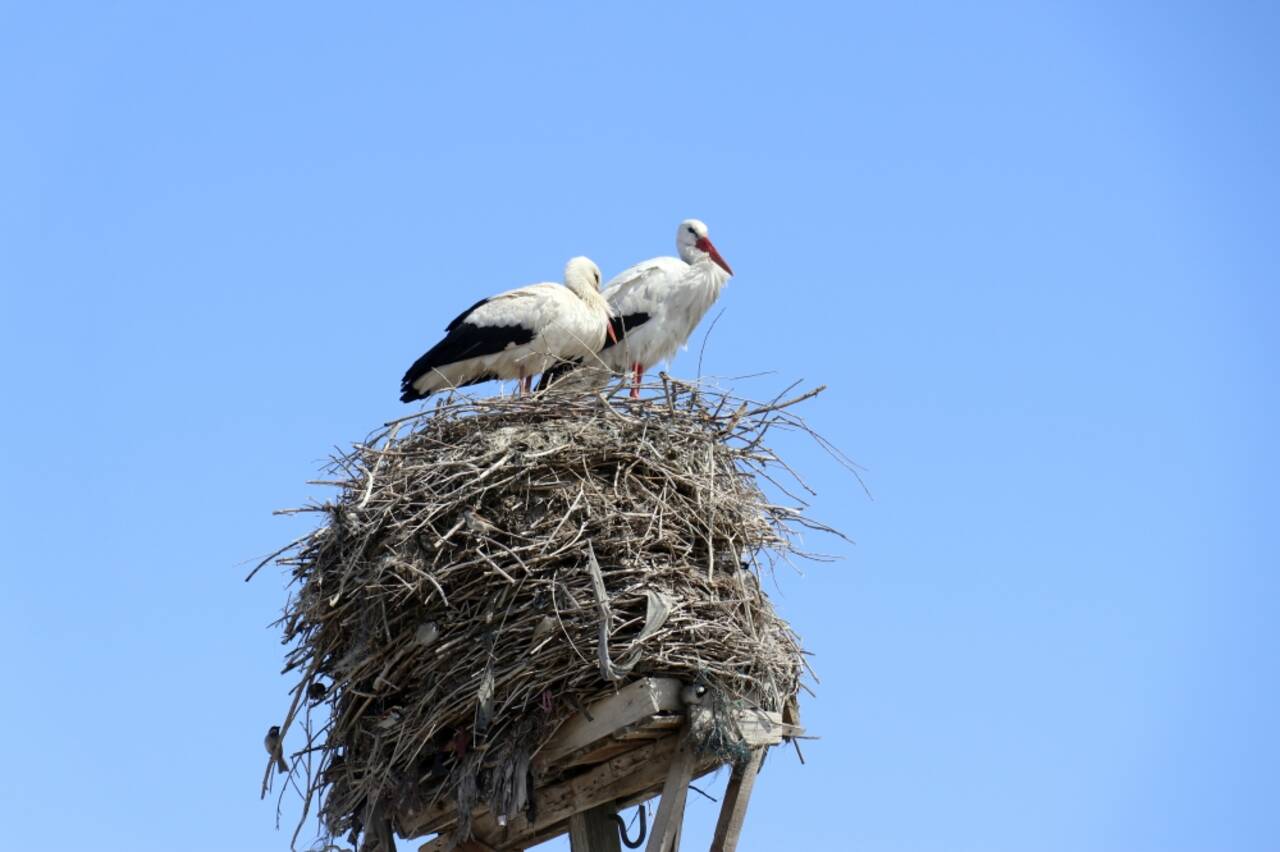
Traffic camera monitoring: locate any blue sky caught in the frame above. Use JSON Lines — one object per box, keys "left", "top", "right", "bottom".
{"left": 1, "top": 2, "right": 1276, "bottom": 850}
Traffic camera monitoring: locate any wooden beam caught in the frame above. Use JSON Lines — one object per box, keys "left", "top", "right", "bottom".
{"left": 561, "top": 713, "right": 684, "bottom": 768}
{"left": 504, "top": 759, "right": 721, "bottom": 852}
{"left": 643, "top": 733, "right": 696, "bottom": 852}
{"left": 407, "top": 717, "right": 801, "bottom": 845}
{"left": 535, "top": 678, "right": 683, "bottom": 769}
{"left": 709, "top": 749, "right": 764, "bottom": 852}
{"left": 569, "top": 803, "right": 622, "bottom": 852}
{"left": 735, "top": 709, "right": 790, "bottom": 747}
{"left": 403, "top": 684, "right": 806, "bottom": 851}
{"left": 418, "top": 736, "right": 695, "bottom": 851}
{"left": 400, "top": 796, "right": 471, "bottom": 840}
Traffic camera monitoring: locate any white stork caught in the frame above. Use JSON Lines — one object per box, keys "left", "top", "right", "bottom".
{"left": 400, "top": 257, "right": 615, "bottom": 402}
{"left": 542, "top": 220, "right": 733, "bottom": 397}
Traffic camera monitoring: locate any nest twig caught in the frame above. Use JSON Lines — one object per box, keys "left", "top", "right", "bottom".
{"left": 256, "top": 377, "right": 847, "bottom": 850}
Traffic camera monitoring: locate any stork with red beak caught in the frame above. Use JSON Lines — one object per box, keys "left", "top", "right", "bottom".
{"left": 400, "top": 257, "right": 615, "bottom": 402}
{"left": 594, "top": 219, "right": 734, "bottom": 398}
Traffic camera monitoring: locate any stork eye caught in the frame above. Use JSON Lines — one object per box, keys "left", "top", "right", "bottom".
{"left": 687, "top": 226, "right": 697, "bottom": 235}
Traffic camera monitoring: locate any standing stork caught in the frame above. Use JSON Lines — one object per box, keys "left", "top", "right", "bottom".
{"left": 542, "top": 220, "right": 733, "bottom": 398}
{"left": 400, "top": 257, "right": 615, "bottom": 402}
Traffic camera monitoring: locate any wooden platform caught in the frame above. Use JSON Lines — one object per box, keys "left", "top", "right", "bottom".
{"left": 398, "top": 678, "right": 801, "bottom": 852}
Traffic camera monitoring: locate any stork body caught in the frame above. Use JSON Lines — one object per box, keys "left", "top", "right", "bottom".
{"left": 400, "top": 257, "right": 613, "bottom": 402}
{"left": 599, "top": 220, "right": 733, "bottom": 397}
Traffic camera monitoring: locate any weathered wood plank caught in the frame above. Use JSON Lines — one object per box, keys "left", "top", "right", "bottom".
{"left": 569, "top": 803, "right": 622, "bottom": 852}
{"left": 643, "top": 733, "right": 696, "bottom": 852}
{"left": 457, "top": 841, "right": 499, "bottom": 852}
{"left": 612, "top": 725, "right": 679, "bottom": 742}
{"left": 709, "top": 749, "right": 764, "bottom": 852}
{"left": 736, "top": 709, "right": 785, "bottom": 748}
{"left": 505, "top": 758, "right": 722, "bottom": 852}
{"left": 419, "top": 736, "right": 682, "bottom": 852}
{"left": 400, "top": 795, "right": 471, "bottom": 840}
{"left": 535, "top": 678, "right": 683, "bottom": 769}
{"left": 561, "top": 738, "right": 640, "bottom": 769}
{"left": 402, "top": 682, "right": 685, "bottom": 839}
{"left": 405, "top": 686, "right": 806, "bottom": 851}
{"left": 404, "top": 695, "right": 686, "bottom": 839}
{"left": 561, "top": 713, "right": 683, "bottom": 767}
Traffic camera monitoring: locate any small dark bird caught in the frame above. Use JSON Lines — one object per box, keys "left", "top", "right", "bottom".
{"left": 264, "top": 725, "right": 289, "bottom": 774}
{"left": 462, "top": 508, "right": 501, "bottom": 537}
{"left": 307, "top": 682, "right": 327, "bottom": 703}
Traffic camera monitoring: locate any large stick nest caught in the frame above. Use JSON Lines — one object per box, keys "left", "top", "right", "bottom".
{"left": 259, "top": 380, "right": 847, "bottom": 850}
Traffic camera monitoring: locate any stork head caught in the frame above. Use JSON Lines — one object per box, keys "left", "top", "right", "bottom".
{"left": 564, "top": 256, "right": 603, "bottom": 295}
{"left": 676, "top": 219, "right": 733, "bottom": 275}
{"left": 564, "top": 256, "right": 616, "bottom": 341}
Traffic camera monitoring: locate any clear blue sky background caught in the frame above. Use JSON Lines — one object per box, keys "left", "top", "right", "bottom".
{"left": 1, "top": 3, "right": 1275, "bottom": 850}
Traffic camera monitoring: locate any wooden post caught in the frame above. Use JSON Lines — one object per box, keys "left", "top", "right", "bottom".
{"left": 709, "top": 749, "right": 764, "bottom": 852}
{"left": 456, "top": 842, "right": 499, "bottom": 852}
{"left": 644, "top": 732, "right": 697, "bottom": 852}
{"left": 569, "top": 802, "right": 623, "bottom": 852}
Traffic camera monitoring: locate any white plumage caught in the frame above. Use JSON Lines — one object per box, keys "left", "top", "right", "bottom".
{"left": 400, "top": 257, "right": 614, "bottom": 402}
{"left": 597, "top": 219, "right": 733, "bottom": 397}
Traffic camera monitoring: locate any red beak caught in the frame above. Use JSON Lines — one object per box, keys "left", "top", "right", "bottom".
{"left": 696, "top": 236, "right": 733, "bottom": 276}
{"left": 606, "top": 317, "right": 618, "bottom": 344}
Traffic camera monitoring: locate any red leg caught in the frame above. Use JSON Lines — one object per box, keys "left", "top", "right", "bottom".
{"left": 630, "top": 363, "right": 643, "bottom": 399}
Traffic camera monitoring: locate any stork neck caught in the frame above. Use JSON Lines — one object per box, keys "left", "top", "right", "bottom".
{"left": 691, "top": 254, "right": 729, "bottom": 281}
{"left": 568, "top": 283, "right": 611, "bottom": 316}
{"left": 584, "top": 288, "right": 612, "bottom": 318}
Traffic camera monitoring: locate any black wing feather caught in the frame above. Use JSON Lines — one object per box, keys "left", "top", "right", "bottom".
{"left": 535, "top": 358, "right": 581, "bottom": 392}
{"left": 599, "top": 312, "right": 651, "bottom": 352}
{"left": 400, "top": 320, "right": 535, "bottom": 402}
{"left": 445, "top": 297, "right": 491, "bottom": 333}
